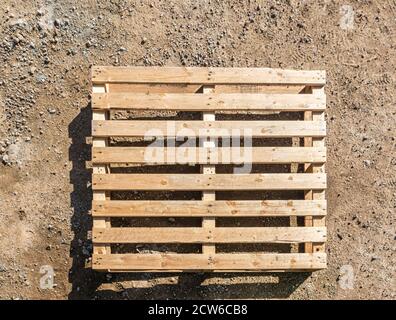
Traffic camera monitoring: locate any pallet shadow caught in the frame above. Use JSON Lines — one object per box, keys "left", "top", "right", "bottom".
{"left": 93, "top": 272, "right": 310, "bottom": 299}
{"left": 68, "top": 103, "right": 107, "bottom": 299}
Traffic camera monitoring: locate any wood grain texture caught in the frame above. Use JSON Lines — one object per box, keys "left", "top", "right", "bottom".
{"left": 92, "top": 120, "right": 326, "bottom": 138}
{"left": 93, "top": 227, "right": 326, "bottom": 244}
{"left": 92, "top": 173, "right": 326, "bottom": 191}
{"left": 201, "top": 85, "right": 216, "bottom": 255}
{"left": 92, "top": 84, "right": 110, "bottom": 255}
{"left": 92, "top": 146, "right": 326, "bottom": 164}
{"left": 92, "top": 66, "right": 326, "bottom": 85}
{"left": 92, "top": 200, "right": 327, "bottom": 217}
{"left": 92, "top": 93, "right": 325, "bottom": 111}
{"left": 92, "top": 253, "right": 327, "bottom": 271}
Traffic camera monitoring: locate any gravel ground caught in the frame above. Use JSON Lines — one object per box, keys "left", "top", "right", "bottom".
{"left": 0, "top": 0, "right": 395, "bottom": 299}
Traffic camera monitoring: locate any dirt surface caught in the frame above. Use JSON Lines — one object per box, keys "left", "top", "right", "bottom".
{"left": 0, "top": 0, "right": 395, "bottom": 300}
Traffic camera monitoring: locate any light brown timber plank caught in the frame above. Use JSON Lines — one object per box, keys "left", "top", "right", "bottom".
{"left": 92, "top": 120, "right": 326, "bottom": 138}
{"left": 92, "top": 84, "right": 110, "bottom": 255}
{"left": 107, "top": 83, "right": 202, "bottom": 93}
{"left": 304, "top": 109, "right": 314, "bottom": 252}
{"left": 92, "top": 66, "right": 326, "bottom": 85}
{"left": 92, "top": 200, "right": 327, "bottom": 217}
{"left": 201, "top": 85, "right": 216, "bottom": 255}
{"left": 107, "top": 83, "right": 305, "bottom": 94}
{"left": 213, "top": 84, "right": 306, "bottom": 94}
{"left": 92, "top": 93, "right": 325, "bottom": 111}
{"left": 92, "top": 173, "right": 326, "bottom": 191}
{"left": 312, "top": 86, "right": 326, "bottom": 253}
{"left": 92, "top": 146, "right": 326, "bottom": 164}
{"left": 290, "top": 136, "right": 300, "bottom": 252}
{"left": 92, "top": 253, "right": 327, "bottom": 271}
{"left": 93, "top": 227, "right": 326, "bottom": 244}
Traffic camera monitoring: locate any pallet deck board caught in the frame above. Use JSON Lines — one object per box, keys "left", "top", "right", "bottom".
{"left": 92, "top": 93, "right": 326, "bottom": 111}
{"left": 93, "top": 227, "right": 326, "bottom": 244}
{"left": 92, "top": 253, "right": 327, "bottom": 271}
{"left": 92, "top": 146, "right": 326, "bottom": 164}
{"left": 92, "top": 66, "right": 326, "bottom": 85}
{"left": 92, "top": 200, "right": 327, "bottom": 217}
{"left": 92, "top": 120, "right": 326, "bottom": 138}
{"left": 90, "top": 66, "right": 327, "bottom": 272}
{"left": 92, "top": 173, "right": 326, "bottom": 191}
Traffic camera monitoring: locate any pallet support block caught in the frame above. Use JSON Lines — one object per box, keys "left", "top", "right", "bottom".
{"left": 90, "top": 66, "right": 327, "bottom": 272}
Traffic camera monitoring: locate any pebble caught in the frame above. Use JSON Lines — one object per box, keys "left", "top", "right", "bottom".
{"left": 36, "top": 74, "right": 47, "bottom": 83}
{"left": 363, "top": 160, "right": 372, "bottom": 167}
{"left": 1, "top": 154, "right": 9, "bottom": 164}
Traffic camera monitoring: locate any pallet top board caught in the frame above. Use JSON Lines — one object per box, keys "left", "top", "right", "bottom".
{"left": 92, "top": 146, "right": 327, "bottom": 164}
{"left": 93, "top": 253, "right": 327, "bottom": 272}
{"left": 92, "top": 66, "right": 326, "bottom": 85}
{"left": 90, "top": 66, "right": 327, "bottom": 273}
{"left": 92, "top": 173, "right": 327, "bottom": 191}
{"left": 92, "top": 200, "right": 327, "bottom": 217}
{"left": 92, "top": 92, "right": 326, "bottom": 111}
{"left": 92, "top": 120, "right": 326, "bottom": 138}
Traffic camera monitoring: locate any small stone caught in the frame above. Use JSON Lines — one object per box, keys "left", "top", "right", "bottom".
{"left": 36, "top": 74, "right": 47, "bottom": 83}
{"left": 48, "top": 108, "right": 56, "bottom": 114}
{"left": 141, "top": 37, "right": 147, "bottom": 44}
{"left": 363, "top": 160, "right": 372, "bottom": 167}
{"left": 2, "top": 154, "right": 9, "bottom": 164}
{"left": 168, "top": 217, "right": 176, "bottom": 223}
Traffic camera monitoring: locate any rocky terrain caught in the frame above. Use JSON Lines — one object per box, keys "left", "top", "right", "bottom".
{"left": 0, "top": 0, "right": 395, "bottom": 299}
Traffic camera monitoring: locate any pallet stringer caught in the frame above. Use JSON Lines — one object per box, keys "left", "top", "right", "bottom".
{"left": 92, "top": 83, "right": 111, "bottom": 256}
{"left": 305, "top": 85, "right": 326, "bottom": 254}
{"left": 201, "top": 85, "right": 216, "bottom": 256}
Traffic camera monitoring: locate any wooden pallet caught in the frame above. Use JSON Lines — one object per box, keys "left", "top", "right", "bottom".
{"left": 90, "top": 66, "right": 327, "bottom": 272}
